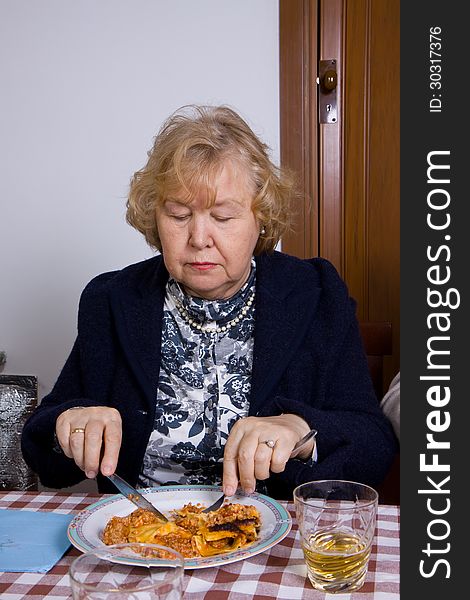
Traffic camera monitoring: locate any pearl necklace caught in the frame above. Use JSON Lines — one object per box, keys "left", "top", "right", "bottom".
{"left": 174, "top": 292, "right": 255, "bottom": 334}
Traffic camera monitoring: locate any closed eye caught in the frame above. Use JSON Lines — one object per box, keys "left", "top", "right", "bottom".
{"left": 170, "top": 213, "right": 191, "bottom": 221}
{"left": 212, "top": 213, "right": 235, "bottom": 222}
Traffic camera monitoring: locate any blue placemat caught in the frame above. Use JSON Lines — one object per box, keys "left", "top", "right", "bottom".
{"left": 0, "top": 509, "right": 73, "bottom": 572}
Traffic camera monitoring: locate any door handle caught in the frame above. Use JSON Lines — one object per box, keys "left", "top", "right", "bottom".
{"left": 320, "top": 69, "right": 338, "bottom": 92}
{"left": 318, "top": 59, "right": 338, "bottom": 123}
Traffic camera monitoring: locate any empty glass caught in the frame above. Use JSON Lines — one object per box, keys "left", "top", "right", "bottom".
{"left": 69, "top": 543, "right": 184, "bottom": 599}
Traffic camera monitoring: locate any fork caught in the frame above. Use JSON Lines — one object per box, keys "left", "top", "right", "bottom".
{"left": 203, "top": 428, "right": 318, "bottom": 513}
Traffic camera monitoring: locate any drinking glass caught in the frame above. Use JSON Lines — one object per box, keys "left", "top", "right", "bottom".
{"left": 69, "top": 543, "right": 184, "bottom": 599}
{"left": 293, "top": 480, "right": 378, "bottom": 593}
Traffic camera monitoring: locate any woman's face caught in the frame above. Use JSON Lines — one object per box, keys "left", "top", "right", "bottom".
{"left": 156, "top": 161, "right": 260, "bottom": 299}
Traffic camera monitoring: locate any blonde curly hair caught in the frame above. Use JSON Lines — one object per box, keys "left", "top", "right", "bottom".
{"left": 126, "top": 105, "right": 295, "bottom": 254}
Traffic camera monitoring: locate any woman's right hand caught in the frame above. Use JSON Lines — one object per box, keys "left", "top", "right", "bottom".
{"left": 55, "top": 406, "right": 122, "bottom": 479}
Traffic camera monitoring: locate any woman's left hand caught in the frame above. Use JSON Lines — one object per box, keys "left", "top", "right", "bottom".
{"left": 222, "top": 414, "right": 314, "bottom": 496}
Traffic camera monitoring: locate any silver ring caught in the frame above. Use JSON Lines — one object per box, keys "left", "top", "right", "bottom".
{"left": 261, "top": 439, "right": 275, "bottom": 448}
{"left": 71, "top": 427, "right": 86, "bottom": 434}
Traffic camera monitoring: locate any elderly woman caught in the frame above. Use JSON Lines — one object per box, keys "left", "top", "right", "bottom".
{"left": 21, "top": 105, "right": 397, "bottom": 499}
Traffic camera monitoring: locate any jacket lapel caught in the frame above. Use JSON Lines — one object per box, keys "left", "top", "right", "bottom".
{"left": 109, "top": 256, "right": 168, "bottom": 409}
{"left": 250, "top": 254, "right": 321, "bottom": 412}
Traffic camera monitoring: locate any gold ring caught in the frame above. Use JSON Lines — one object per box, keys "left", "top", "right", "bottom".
{"left": 261, "top": 439, "right": 275, "bottom": 448}
{"left": 71, "top": 427, "right": 86, "bottom": 434}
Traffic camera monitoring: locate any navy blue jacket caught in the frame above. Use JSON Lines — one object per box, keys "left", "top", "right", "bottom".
{"left": 21, "top": 252, "right": 397, "bottom": 499}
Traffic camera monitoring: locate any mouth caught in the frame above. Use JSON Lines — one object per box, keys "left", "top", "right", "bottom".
{"left": 189, "top": 262, "right": 217, "bottom": 271}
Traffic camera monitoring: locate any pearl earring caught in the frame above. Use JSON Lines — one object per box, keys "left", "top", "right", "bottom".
{"left": 260, "top": 227, "right": 266, "bottom": 235}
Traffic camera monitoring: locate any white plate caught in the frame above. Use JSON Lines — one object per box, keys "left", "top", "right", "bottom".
{"left": 67, "top": 485, "right": 292, "bottom": 569}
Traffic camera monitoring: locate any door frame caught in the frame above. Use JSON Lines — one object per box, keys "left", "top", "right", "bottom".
{"left": 279, "top": 0, "right": 344, "bottom": 273}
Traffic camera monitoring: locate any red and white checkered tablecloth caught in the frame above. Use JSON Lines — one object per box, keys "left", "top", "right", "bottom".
{"left": 0, "top": 491, "right": 399, "bottom": 599}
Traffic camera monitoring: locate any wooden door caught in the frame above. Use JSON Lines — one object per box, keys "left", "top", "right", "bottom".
{"left": 280, "top": 0, "right": 400, "bottom": 386}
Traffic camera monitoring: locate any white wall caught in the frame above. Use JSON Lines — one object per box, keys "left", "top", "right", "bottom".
{"left": 0, "top": 0, "right": 279, "bottom": 399}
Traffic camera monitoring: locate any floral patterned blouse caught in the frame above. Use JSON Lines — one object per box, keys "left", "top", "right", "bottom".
{"left": 139, "top": 261, "right": 256, "bottom": 487}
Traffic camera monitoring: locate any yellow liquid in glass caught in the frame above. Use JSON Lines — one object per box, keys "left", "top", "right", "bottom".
{"left": 302, "top": 528, "right": 371, "bottom": 593}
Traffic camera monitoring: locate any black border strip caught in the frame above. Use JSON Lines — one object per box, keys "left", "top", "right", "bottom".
{"left": 401, "top": 1, "right": 466, "bottom": 596}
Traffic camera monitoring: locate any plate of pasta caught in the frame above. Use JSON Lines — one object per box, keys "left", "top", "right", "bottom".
{"left": 67, "top": 485, "right": 292, "bottom": 569}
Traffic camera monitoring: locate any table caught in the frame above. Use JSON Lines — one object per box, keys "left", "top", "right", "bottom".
{"left": 0, "top": 491, "right": 399, "bottom": 599}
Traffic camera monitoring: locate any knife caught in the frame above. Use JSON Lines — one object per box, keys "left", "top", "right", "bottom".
{"left": 106, "top": 473, "right": 168, "bottom": 522}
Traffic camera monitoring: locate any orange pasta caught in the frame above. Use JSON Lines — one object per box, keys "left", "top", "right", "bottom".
{"left": 102, "top": 502, "right": 261, "bottom": 558}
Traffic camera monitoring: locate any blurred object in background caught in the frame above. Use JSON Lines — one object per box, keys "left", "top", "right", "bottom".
{"left": 0, "top": 374, "right": 38, "bottom": 490}
{"left": 380, "top": 372, "right": 400, "bottom": 442}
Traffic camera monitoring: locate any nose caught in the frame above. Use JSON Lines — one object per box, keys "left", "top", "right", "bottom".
{"left": 188, "top": 215, "right": 213, "bottom": 249}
